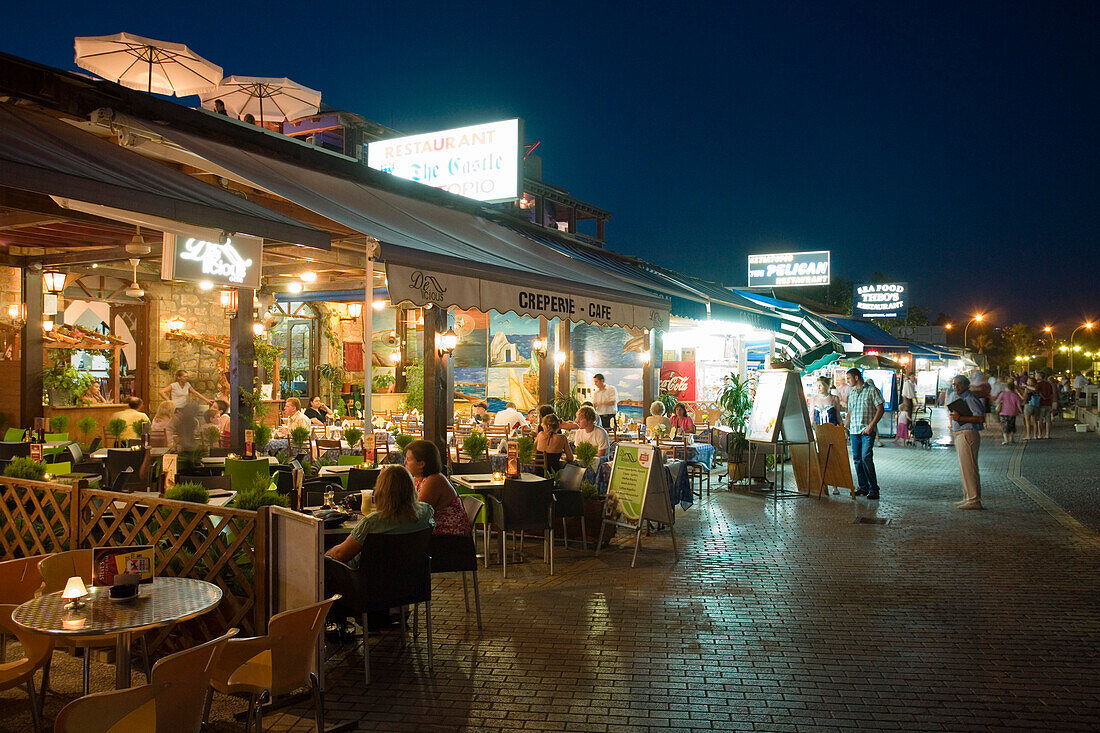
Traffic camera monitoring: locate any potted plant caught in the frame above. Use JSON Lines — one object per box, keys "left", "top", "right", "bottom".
{"left": 461, "top": 431, "right": 489, "bottom": 463}
{"left": 371, "top": 372, "right": 395, "bottom": 394}
{"left": 3, "top": 457, "right": 47, "bottom": 481}
{"left": 48, "top": 416, "right": 69, "bottom": 434}
{"left": 394, "top": 433, "right": 415, "bottom": 455}
{"left": 289, "top": 425, "right": 311, "bottom": 458}
{"left": 131, "top": 420, "right": 148, "bottom": 446}
{"left": 657, "top": 391, "right": 679, "bottom": 417}
{"left": 718, "top": 373, "right": 763, "bottom": 482}
{"left": 164, "top": 482, "right": 210, "bottom": 504}
{"left": 76, "top": 416, "right": 98, "bottom": 448}
{"left": 106, "top": 418, "right": 127, "bottom": 448}
{"left": 253, "top": 424, "right": 272, "bottom": 453}
{"left": 42, "top": 362, "right": 95, "bottom": 406}
{"left": 202, "top": 425, "right": 222, "bottom": 451}
{"left": 343, "top": 427, "right": 364, "bottom": 452}
{"left": 517, "top": 435, "right": 535, "bottom": 467}
{"left": 554, "top": 386, "right": 581, "bottom": 422}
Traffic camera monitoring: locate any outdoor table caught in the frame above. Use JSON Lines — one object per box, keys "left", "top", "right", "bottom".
{"left": 200, "top": 455, "right": 280, "bottom": 467}
{"left": 43, "top": 440, "right": 75, "bottom": 449}
{"left": 12, "top": 576, "right": 221, "bottom": 689}
{"left": 91, "top": 447, "right": 168, "bottom": 460}
{"left": 451, "top": 472, "right": 545, "bottom": 500}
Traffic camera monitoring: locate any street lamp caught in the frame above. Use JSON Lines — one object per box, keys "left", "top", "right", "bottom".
{"left": 1070, "top": 321, "right": 1094, "bottom": 374}
{"left": 1043, "top": 326, "right": 1054, "bottom": 369}
{"left": 963, "top": 314, "right": 984, "bottom": 352}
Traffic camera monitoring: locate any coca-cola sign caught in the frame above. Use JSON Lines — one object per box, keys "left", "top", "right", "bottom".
{"left": 659, "top": 361, "right": 696, "bottom": 401}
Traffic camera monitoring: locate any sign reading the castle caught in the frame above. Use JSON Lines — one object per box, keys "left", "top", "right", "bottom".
{"left": 162, "top": 232, "right": 262, "bottom": 290}
{"left": 366, "top": 119, "right": 522, "bottom": 203}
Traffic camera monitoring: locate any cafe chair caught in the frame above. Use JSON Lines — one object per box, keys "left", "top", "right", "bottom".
{"left": 0, "top": 440, "right": 31, "bottom": 460}
{"left": 64, "top": 443, "right": 104, "bottom": 477}
{"left": 313, "top": 437, "right": 342, "bottom": 462}
{"left": 55, "top": 628, "right": 236, "bottom": 733}
{"left": 87, "top": 436, "right": 102, "bottom": 454}
{"left": 3, "top": 427, "right": 25, "bottom": 441}
{"left": 203, "top": 597, "right": 338, "bottom": 732}
{"left": 337, "top": 454, "right": 365, "bottom": 466}
{"left": 552, "top": 465, "right": 588, "bottom": 551}
{"left": 38, "top": 550, "right": 151, "bottom": 695}
{"left": 105, "top": 448, "right": 148, "bottom": 491}
{"left": 486, "top": 478, "right": 555, "bottom": 578}
{"left": 0, "top": 554, "right": 49, "bottom": 660}
{"left": 449, "top": 460, "right": 492, "bottom": 476}
{"left": 429, "top": 495, "right": 484, "bottom": 629}
{"left": 175, "top": 474, "right": 233, "bottom": 491}
{"left": 224, "top": 457, "right": 272, "bottom": 492}
{"left": 43, "top": 432, "right": 69, "bottom": 458}
{"left": 0, "top": 605, "right": 53, "bottom": 733}
{"left": 347, "top": 467, "right": 380, "bottom": 492}
{"left": 325, "top": 529, "right": 433, "bottom": 684}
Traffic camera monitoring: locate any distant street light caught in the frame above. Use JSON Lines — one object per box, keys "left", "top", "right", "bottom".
{"left": 963, "top": 314, "right": 985, "bottom": 352}
{"left": 1070, "top": 321, "right": 1094, "bottom": 374}
{"left": 1044, "top": 326, "right": 1054, "bottom": 369}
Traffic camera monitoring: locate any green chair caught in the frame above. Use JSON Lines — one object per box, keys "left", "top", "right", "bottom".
{"left": 43, "top": 432, "right": 69, "bottom": 458}
{"left": 45, "top": 462, "right": 71, "bottom": 478}
{"left": 3, "top": 428, "right": 24, "bottom": 442}
{"left": 224, "top": 458, "right": 271, "bottom": 492}
{"left": 453, "top": 486, "right": 488, "bottom": 525}
{"left": 337, "top": 455, "right": 365, "bottom": 466}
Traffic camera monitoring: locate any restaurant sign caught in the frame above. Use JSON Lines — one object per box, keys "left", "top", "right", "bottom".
{"left": 853, "top": 282, "right": 908, "bottom": 319}
{"left": 386, "top": 263, "right": 669, "bottom": 331}
{"left": 366, "top": 119, "right": 522, "bottom": 203}
{"left": 747, "top": 251, "right": 830, "bottom": 288}
{"left": 162, "top": 232, "right": 262, "bottom": 290}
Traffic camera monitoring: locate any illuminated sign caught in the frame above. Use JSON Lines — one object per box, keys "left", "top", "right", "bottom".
{"left": 854, "top": 282, "right": 907, "bottom": 319}
{"left": 366, "top": 119, "right": 522, "bottom": 203}
{"left": 162, "top": 232, "right": 262, "bottom": 290}
{"left": 747, "top": 251, "right": 830, "bottom": 287}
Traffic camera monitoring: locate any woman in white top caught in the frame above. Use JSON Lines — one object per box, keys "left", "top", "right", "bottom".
{"left": 645, "top": 401, "right": 672, "bottom": 432}
{"left": 159, "top": 369, "right": 213, "bottom": 411}
{"left": 573, "top": 405, "right": 610, "bottom": 457}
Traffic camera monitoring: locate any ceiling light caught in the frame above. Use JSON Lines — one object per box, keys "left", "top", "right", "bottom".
{"left": 126, "top": 226, "right": 151, "bottom": 256}
{"left": 253, "top": 322, "right": 266, "bottom": 336}
{"left": 198, "top": 280, "right": 214, "bottom": 291}
{"left": 124, "top": 259, "right": 144, "bottom": 298}
{"left": 299, "top": 271, "right": 317, "bottom": 283}
{"left": 287, "top": 282, "right": 303, "bottom": 294}
{"left": 43, "top": 272, "right": 66, "bottom": 294}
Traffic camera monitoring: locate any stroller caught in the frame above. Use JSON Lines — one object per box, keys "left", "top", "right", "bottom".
{"left": 911, "top": 418, "right": 933, "bottom": 449}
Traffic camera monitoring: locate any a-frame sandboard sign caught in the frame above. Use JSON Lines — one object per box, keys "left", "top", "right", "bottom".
{"left": 746, "top": 369, "right": 822, "bottom": 495}
{"left": 596, "top": 443, "right": 678, "bottom": 567}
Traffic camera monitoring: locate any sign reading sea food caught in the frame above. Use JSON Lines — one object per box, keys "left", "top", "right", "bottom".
{"left": 747, "top": 251, "right": 830, "bottom": 288}
{"left": 162, "top": 232, "right": 262, "bottom": 290}
{"left": 853, "top": 282, "right": 908, "bottom": 319}
{"left": 367, "top": 119, "right": 522, "bottom": 203}
{"left": 605, "top": 443, "right": 652, "bottom": 522}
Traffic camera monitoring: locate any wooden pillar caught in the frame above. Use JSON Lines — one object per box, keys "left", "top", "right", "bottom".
{"left": 596, "top": 218, "right": 605, "bottom": 242}
{"left": 556, "top": 320, "right": 571, "bottom": 399}
{"left": 422, "top": 304, "right": 449, "bottom": 459}
{"left": 643, "top": 330, "right": 661, "bottom": 409}
{"left": 361, "top": 243, "right": 377, "bottom": 421}
{"left": 21, "top": 268, "right": 43, "bottom": 427}
{"left": 229, "top": 289, "right": 256, "bottom": 451}
{"left": 109, "top": 345, "right": 121, "bottom": 402}
{"left": 394, "top": 307, "right": 407, "bottom": 393}
{"left": 537, "top": 317, "right": 552, "bottom": 405}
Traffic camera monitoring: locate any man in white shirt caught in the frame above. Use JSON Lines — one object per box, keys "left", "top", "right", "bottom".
{"left": 1074, "top": 371, "right": 1089, "bottom": 400}
{"left": 573, "top": 405, "right": 610, "bottom": 457}
{"left": 591, "top": 374, "right": 618, "bottom": 429}
{"left": 493, "top": 401, "right": 526, "bottom": 431}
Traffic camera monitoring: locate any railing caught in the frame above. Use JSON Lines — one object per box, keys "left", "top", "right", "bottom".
{"left": 0, "top": 477, "right": 268, "bottom": 651}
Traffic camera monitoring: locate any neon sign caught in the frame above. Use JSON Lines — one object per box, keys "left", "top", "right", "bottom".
{"left": 162, "top": 232, "right": 262, "bottom": 289}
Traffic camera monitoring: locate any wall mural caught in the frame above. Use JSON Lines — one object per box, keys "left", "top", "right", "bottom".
{"left": 571, "top": 322, "right": 645, "bottom": 420}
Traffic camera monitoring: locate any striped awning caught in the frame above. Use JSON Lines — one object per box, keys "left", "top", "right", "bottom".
{"left": 736, "top": 291, "right": 843, "bottom": 360}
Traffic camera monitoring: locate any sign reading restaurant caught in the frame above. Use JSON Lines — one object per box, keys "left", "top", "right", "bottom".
{"left": 161, "top": 232, "right": 262, "bottom": 290}
{"left": 853, "top": 282, "right": 908, "bottom": 319}
{"left": 366, "top": 119, "right": 522, "bottom": 203}
{"left": 747, "top": 251, "right": 830, "bottom": 288}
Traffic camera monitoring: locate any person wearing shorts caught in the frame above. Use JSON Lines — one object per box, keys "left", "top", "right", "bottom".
{"left": 995, "top": 383, "right": 1023, "bottom": 445}
{"left": 1035, "top": 372, "right": 1054, "bottom": 439}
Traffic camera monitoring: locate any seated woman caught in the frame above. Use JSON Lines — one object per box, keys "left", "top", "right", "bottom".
{"left": 404, "top": 439, "right": 468, "bottom": 535}
{"left": 326, "top": 465, "right": 435, "bottom": 566}
{"left": 150, "top": 400, "right": 175, "bottom": 447}
{"left": 304, "top": 396, "right": 332, "bottom": 426}
{"left": 669, "top": 402, "right": 696, "bottom": 435}
{"left": 645, "top": 401, "right": 672, "bottom": 432}
{"left": 535, "top": 413, "right": 574, "bottom": 473}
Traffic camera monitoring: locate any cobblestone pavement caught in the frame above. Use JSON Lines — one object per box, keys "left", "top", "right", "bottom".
{"left": 4, "top": 410, "right": 1099, "bottom": 732}
{"left": 1017, "top": 416, "right": 1100, "bottom": 535}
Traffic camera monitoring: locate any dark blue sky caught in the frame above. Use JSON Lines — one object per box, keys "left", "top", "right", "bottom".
{"left": 4, "top": 2, "right": 1098, "bottom": 331}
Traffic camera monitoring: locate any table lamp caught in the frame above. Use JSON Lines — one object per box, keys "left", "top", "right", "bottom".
{"left": 63, "top": 576, "right": 88, "bottom": 609}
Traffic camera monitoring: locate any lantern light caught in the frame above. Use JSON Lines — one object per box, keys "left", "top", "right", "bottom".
{"left": 43, "top": 272, "right": 66, "bottom": 294}
{"left": 437, "top": 328, "right": 458, "bottom": 355}
{"left": 287, "top": 282, "right": 303, "bottom": 294}
{"left": 372, "top": 300, "right": 386, "bottom": 310}
{"left": 167, "top": 317, "right": 185, "bottom": 332}
{"left": 346, "top": 302, "right": 363, "bottom": 318}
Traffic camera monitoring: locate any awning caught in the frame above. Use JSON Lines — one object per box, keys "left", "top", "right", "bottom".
{"left": 795, "top": 341, "right": 846, "bottom": 374}
{"left": 827, "top": 317, "right": 914, "bottom": 353}
{"left": 510, "top": 227, "right": 779, "bottom": 331}
{"left": 0, "top": 105, "right": 330, "bottom": 249}
{"left": 137, "top": 119, "right": 669, "bottom": 331}
{"left": 737, "top": 290, "right": 843, "bottom": 359}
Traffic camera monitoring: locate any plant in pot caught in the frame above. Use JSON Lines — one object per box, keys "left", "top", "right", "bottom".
{"left": 394, "top": 433, "right": 415, "bottom": 455}
{"left": 131, "top": 420, "right": 148, "bottom": 446}
{"left": 106, "top": 418, "right": 128, "bottom": 448}
{"left": 461, "top": 431, "right": 489, "bottom": 463}
{"left": 371, "top": 372, "right": 395, "bottom": 394}
{"left": 517, "top": 435, "right": 535, "bottom": 467}
{"left": 48, "top": 416, "right": 69, "bottom": 434}
{"left": 252, "top": 424, "right": 272, "bottom": 453}
{"left": 554, "top": 386, "right": 582, "bottom": 423}
{"left": 3, "top": 457, "right": 48, "bottom": 481}
{"left": 165, "top": 482, "right": 210, "bottom": 504}
{"left": 718, "top": 372, "right": 762, "bottom": 482}
{"left": 289, "top": 425, "right": 311, "bottom": 459}
{"left": 42, "top": 362, "right": 95, "bottom": 406}
{"left": 76, "top": 416, "right": 98, "bottom": 448}
{"left": 202, "top": 425, "right": 222, "bottom": 451}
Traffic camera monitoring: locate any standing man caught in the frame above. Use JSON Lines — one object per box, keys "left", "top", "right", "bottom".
{"left": 591, "top": 374, "right": 618, "bottom": 430}
{"left": 1073, "top": 370, "right": 1088, "bottom": 402}
{"left": 949, "top": 375, "right": 986, "bottom": 510}
{"left": 844, "top": 368, "right": 884, "bottom": 500}
{"left": 1034, "top": 371, "right": 1054, "bottom": 439}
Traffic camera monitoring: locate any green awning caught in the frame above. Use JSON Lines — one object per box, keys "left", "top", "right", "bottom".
{"left": 798, "top": 341, "right": 846, "bottom": 374}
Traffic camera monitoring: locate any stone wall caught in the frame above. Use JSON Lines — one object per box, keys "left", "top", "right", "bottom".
{"left": 147, "top": 281, "right": 230, "bottom": 405}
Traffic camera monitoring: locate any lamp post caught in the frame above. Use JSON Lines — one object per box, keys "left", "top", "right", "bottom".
{"left": 1043, "top": 326, "right": 1054, "bottom": 369}
{"left": 1070, "top": 321, "right": 1094, "bottom": 374}
{"left": 963, "top": 314, "right": 984, "bottom": 352}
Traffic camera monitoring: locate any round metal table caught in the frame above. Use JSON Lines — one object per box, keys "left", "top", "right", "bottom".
{"left": 12, "top": 576, "right": 222, "bottom": 688}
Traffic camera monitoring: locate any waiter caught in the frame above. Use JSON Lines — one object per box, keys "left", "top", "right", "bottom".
{"left": 591, "top": 373, "right": 618, "bottom": 429}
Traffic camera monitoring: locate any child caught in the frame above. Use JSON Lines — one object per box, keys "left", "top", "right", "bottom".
{"left": 894, "top": 406, "right": 911, "bottom": 446}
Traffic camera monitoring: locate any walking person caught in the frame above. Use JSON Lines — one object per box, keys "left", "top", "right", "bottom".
{"left": 1034, "top": 372, "right": 1054, "bottom": 439}
{"left": 843, "top": 368, "right": 884, "bottom": 500}
{"left": 949, "top": 375, "right": 986, "bottom": 510}
{"left": 1022, "top": 377, "right": 1040, "bottom": 440}
{"left": 994, "top": 380, "right": 1023, "bottom": 445}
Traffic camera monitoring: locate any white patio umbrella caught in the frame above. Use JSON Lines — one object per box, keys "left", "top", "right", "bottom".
{"left": 74, "top": 32, "right": 222, "bottom": 96}
{"left": 199, "top": 76, "right": 322, "bottom": 123}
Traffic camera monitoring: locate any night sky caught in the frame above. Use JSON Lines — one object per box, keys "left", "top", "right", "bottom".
{"left": 4, "top": 2, "right": 1098, "bottom": 332}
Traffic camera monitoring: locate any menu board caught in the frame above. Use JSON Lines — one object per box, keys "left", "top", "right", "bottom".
{"left": 94, "top": 546, "right": 155, "bottom": 586}
{"left": 861, "top": 368, "right": 896, "bottom": 412}
{"left": 605, "top": 444, "right": 651, "bottom": 522}
{"left": 748, "top": 370, "right": 788, "bottom": 442}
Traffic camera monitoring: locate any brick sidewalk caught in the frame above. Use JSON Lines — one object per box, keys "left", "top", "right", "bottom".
{"left": 5, "top": 414, "right": 1099, "bottom": 732}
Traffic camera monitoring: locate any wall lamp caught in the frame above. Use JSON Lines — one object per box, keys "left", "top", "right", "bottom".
{"left": 7, "top": 303, "right": 26, "bottom": 324}
{"left": 220, "top": 289, "right": 238, "bottom": 315}
{"left": 553, "top": 350, "right": 567, "bottom": 366}
{"left": 532, "top": 338, "right": 547, "bottom": 358}
{"left": 167, "top": 317, "right": 186, "bottom": 332}
{"left": 346, "top": 302, "right": 363, "bottom": 319}
{"left": 639, "top": 350, "right": 651, "bottom": 364}
{"left": 437, "top": 328, "right": 458, "bottom": 355}
{"left": 43, "top": 272, "right": 66, "bottom": 294}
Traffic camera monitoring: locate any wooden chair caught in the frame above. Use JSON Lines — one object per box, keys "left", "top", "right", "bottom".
{"left": 0, "top": 604, "right": 53, "bottom": 733}
{"left": 204, "top": 597, "right": 338, "bottom": 732}
{"left": 0, "top": 554, "right": 48, "bottom": 661}
{"left": 55, "top": 628, "right": 236, "bottom": 733}
{"left": 313, "top": 437, "right": 342, "bottom": 462}
{"left": 39, "top": 550, "right": 151, "bottom": 694}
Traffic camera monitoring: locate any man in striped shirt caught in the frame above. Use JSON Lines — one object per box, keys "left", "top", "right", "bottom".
{"left": 844, "top": 368, "right": 885, "bottom": 500}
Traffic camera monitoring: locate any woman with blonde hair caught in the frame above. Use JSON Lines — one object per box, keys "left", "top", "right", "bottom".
{"left": 325, "top": 466, "right": 434, "bottom": 566}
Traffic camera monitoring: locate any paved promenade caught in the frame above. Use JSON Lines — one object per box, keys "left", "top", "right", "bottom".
{"left": 4, "top": 411, "right": 1099, "bottom": 732}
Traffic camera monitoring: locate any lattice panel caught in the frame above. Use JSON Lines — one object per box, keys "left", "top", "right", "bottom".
{"left": 0, "top": 478, "right": 72, "bottom": 559}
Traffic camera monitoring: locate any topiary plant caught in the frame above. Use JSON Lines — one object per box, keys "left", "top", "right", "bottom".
{"left": 202, "top": 425, "right": 222, "bottom": 449}
{"left": 3, "top": 457, "right": 48, "bottom": 481}
{"left": 581, "top": 480, "right": 600, "bottom": 501}
{"left": 48, "top": 416, "right": 69, "bottom": 433}
{"left": 462, "top": 431, "right": 489, "bottom": 463}
{"left": 106, "top": 418, "right": 127, "bottom": 446}
{"left": 253, "top": 424, "right": 272, "bottom": 452}
{"left": 517, "top": 435, "right": 535, "bottom": 466}
{"left": 289, "top": 425, "right": 311, "bottom": 454}
{"left": 394, "top": 433, "right": 415, "bottom": 454}
{"left": 232, "top": 472, "right": 289, "bottom": 510}
{"left": 574, "top": 440, "right": 598, "bottom": 470}
{"left": 165, "top": 482, "right": 210, "bottom": 504}
{"left": 343, "top": 427, "right": 364, "bottom": 449}
{"left": 131, "top": 420, "right": 148, "bottom": 444}
{"left": 76, "top": 416, "right": 98, "bottom": 447}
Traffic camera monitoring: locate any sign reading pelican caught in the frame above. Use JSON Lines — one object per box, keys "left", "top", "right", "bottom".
{"left": 853, "top": 282, "right": 908, "bottom": 319}
{"left": 747, "top": 251, "right": 830, "bottom": 288}
{"left": 366, "top": 119, "right": 522, "bottom": 203}
{"left": 161, "top": 232, "right": 262, "bottom": 290}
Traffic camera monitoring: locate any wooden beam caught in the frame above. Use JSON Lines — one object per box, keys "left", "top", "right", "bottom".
{"left": 229, "top": 289, "right": 256, "bottom": 451}
{"left": 21, "top": 269, "right": 43, "bottom": 426}
{"left": 422, "top": 304, "right": 449, "bottom": 460}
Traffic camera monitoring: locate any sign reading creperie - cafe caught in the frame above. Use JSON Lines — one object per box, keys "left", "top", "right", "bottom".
{"left": 387, "top": 263, "right": 668, "bottom": 332}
